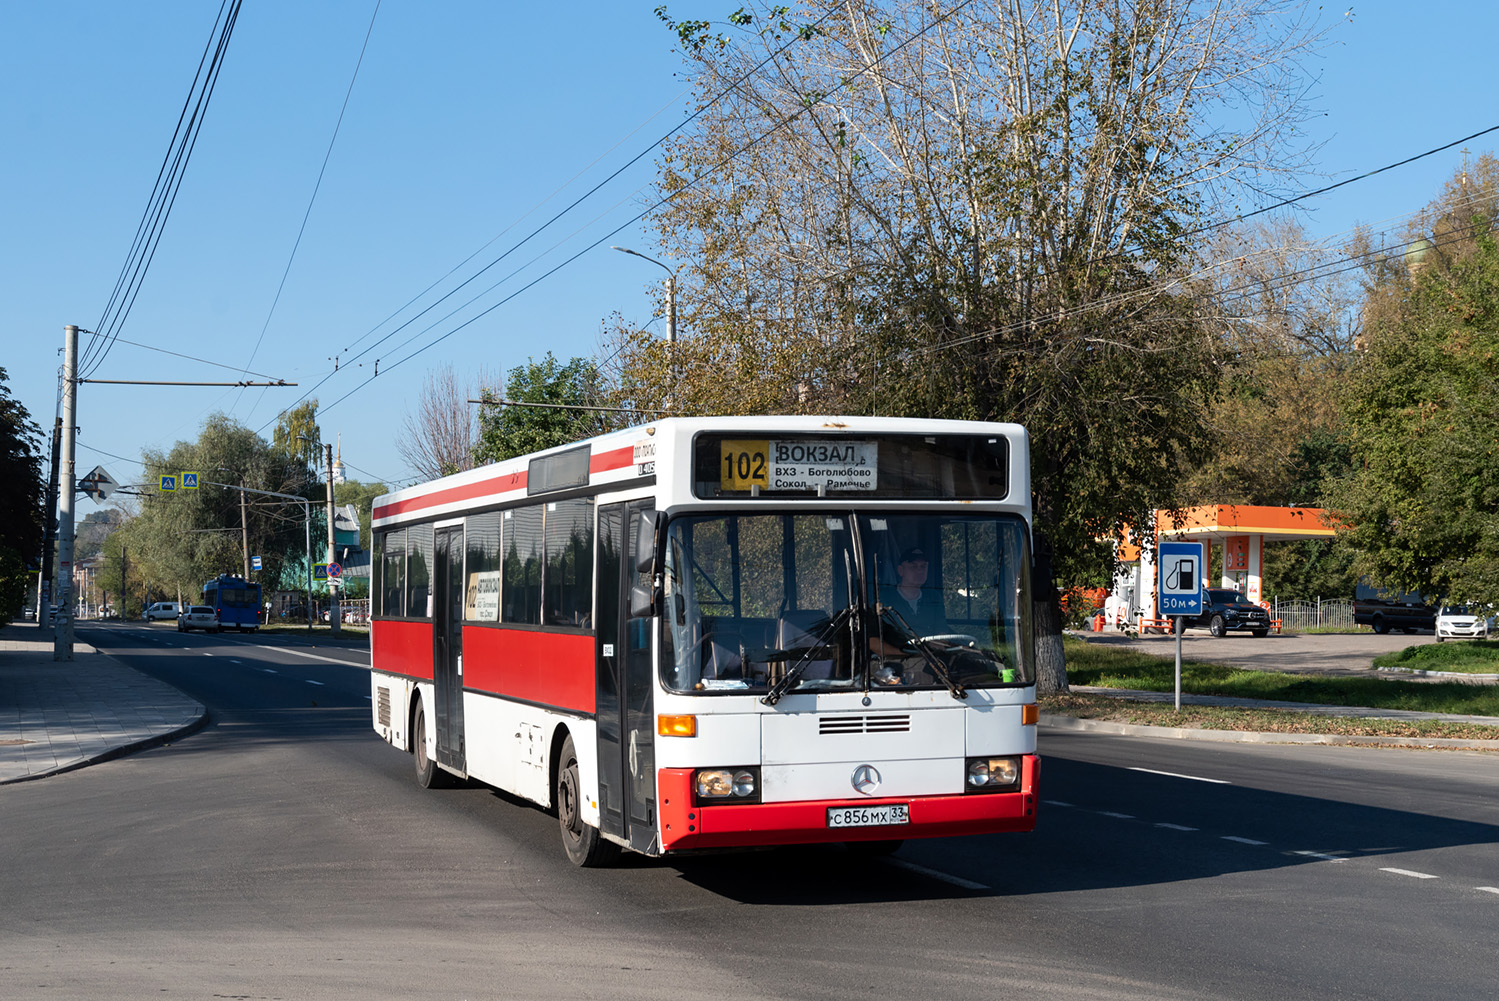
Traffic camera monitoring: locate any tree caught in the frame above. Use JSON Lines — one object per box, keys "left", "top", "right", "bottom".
{"left": 113, "top": 413, "right": 314, "bottom": 602}
{"left": 618, "top": 1, "right": 1327, "bottom": 691}
{"left": 0, "top": 367, "right": 44, "bottom": 625}
{"left": 1329, "top": 159, "right": 1499, "bottom": 604}
{"left": 334, "top": 478, "right": 387, "bottom": 552}
{"left": 272, "top": 400, "right": 322, "bottom": 486}
{"left": 396, "top": 364, "right": 484, "bottom": 481}
{"left": 474, "top": 354, "right": 612, "bottom": 464}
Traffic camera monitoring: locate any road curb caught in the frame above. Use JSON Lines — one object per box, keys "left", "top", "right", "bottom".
{"left": 1377, "top": 666, "right": 1499, "bottom": 681}
{"left": 1039, "top": 712, "right": 1499, "bottom": 751}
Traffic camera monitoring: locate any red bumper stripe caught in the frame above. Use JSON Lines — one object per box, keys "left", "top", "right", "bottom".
{"left": 658, "top": 755, "right": 1038, "bottom": 852}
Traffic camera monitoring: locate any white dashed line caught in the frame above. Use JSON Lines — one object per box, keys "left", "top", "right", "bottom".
{"left": 1476, "top": 886, "right": 1499, "bottom": 895}
{"left": 1128, "top": 767, "right": 1230, "bottom": 785}
{"left": 1223, "top": 836, "right": 1267, "bottom": 846}
{"left": 1381, "top": 868, "right": 1439, "bottom": 879}
{"left": 1292, "top": 850, "right": 1348, "bottom": 863}
{"left": 1043, "top": 800, "right": 1073, "bottom": 808}
{"left": 1098, "top": 811, "right": 1134, "bottom": 819}
{"left": 202, "top": 652, "right": 213, "bottom": 657}
{"left": 229, "top": 659, "right": 242, "bottom": 663}
{"left": 306, "top": 680, "right": 325, "bottom": 686}
{"left": 1155, "top": 823, "right": 1199, "bottom": 832}
{"left": 255, "top": 644, "right": 367, "bottom": 667}
{"left": 259, "top": 669, "right": 277, "bottom": 674}
{"left": 885, "top": 858, "right": 990, "bottom": 891}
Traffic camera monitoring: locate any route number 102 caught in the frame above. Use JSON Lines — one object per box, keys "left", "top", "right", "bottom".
{"left": 720, "top": 440, "right": 770, "bottom": 491}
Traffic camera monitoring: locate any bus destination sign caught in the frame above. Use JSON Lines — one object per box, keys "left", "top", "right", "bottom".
{"left": 720, "top": 439, "right": 878, "bottom": 493}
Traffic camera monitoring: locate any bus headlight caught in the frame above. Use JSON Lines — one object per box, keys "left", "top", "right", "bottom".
{"left": 694, "top": 767, "right": 760, "bottom": 803}
{"left": 965, "top": 756, "right": 1021, "bottom": 792}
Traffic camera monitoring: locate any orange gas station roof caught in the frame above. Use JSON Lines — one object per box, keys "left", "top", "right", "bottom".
{"left": 1156, "top": 505, "right": 1336, "bottom": 544}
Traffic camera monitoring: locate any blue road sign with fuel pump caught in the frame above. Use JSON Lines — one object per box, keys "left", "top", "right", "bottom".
{"left": 1158, "top": 541, "right": 1204, "bottom": 615}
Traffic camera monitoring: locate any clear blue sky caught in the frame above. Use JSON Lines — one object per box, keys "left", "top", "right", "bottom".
{"left": 3, "top": 1, "right": 1493, "bottom": 506}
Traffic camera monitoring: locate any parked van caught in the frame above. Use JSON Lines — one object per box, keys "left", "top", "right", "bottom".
{"left": 144, "top": 602, "right": 180, "bottom": 622}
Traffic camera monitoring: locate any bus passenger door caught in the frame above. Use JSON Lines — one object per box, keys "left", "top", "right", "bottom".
{"left": 433, "top": 526, "right": 466, "bottom": 773}
{"left": 596, "top": 501, "right": 657, "bottom": 853}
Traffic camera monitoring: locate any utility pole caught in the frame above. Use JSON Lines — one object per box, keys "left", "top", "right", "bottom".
{"left": 325, "top": 443, "right": 340, "bottom": 636}
{"left": 54, "top": 325, "right": 78, "bottom": 661}
{"left": 37, "top": 416, "right": 61, "bottom": 631}
{"left": 239, "top": 481, "right": 250, "bottom": 580}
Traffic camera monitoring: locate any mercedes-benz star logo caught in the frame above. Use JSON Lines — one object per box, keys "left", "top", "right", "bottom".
{"left": 851, "top": 764, "right": 882, "bottom": 795}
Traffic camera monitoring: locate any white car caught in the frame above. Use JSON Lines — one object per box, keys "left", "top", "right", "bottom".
{"left": 177, "top": 605, "right": 220, "bottom": 633}
{"left": 145, "top": 601, "right": 180, "bottom": 622}
{"left": 1435, "top": 605, "right": 1488, "bottom": 642}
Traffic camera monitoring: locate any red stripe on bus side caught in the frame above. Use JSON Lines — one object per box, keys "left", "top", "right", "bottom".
{"left": 371, "top": 619, "right": 434, "bottom": 681}
{"left": 590, "top": 444, "right": 635, "bottom": 473}
{"left": 374, "top": 470, "right": 528, "bottom": 521}
{"left": 462, "top": 627, "right": 596, "bottom": 715}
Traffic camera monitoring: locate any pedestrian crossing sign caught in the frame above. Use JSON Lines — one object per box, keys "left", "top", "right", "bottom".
{"left": 160, "top": 475, "right": 176, "bottom": 492}
{"left": 182, "top": 471, "right": 199, "bottom": 490}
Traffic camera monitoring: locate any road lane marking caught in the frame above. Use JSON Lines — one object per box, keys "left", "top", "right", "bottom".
{"left": 1223, "top": 836, "right": 1267, "bottom": 846}
{"left": 1128, "top": 767, "right": 1230, "bottom": 785}
{"left": 255, "top": 644, "right": 368, "bottom": 668}
{"left": 885, "top": 858, "right": 989, "bottom": 891}
{"left": 1476, "top": 887, "right": 1499, "bottom": 895}
{"left": 229, "top": 659, "right": 242, "bottom": 663}
{"left": 1155, "top": 823, "right": 1199, "bottom": 831}
{"left": 1292, "top": 850, "right": 1348, "bottom": 863}
{"left": 259, "top": 669, "right": 277, "bottom": 674}
{"left": 202, "top": 653, "right": 213, "bottom": 657}
{"left": 306, "top": 680, "right": 325, "bottom": 686}
{"left": 1381, "top": 868, "right": 1439, "bottom": 879}
{"left": 1097, "top": 811, "right": 1134, "bottom": 819}
{"left": 1043, "top": 800, "right": 1073, "bottom": 808}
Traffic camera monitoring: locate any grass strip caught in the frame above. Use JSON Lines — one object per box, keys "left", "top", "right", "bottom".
{"left": 1372, "top": 639, "right": 1499, "bottom": 673}
{"left": 1040, "top": 692, "right": 1499, "bottom": 741}
{"left": 1062, "top": 637, "right": 1499, "bottom": 717}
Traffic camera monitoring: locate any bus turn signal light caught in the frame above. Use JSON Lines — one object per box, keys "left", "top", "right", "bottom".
{"left": 658, "top": 714, "right": 697, "bottom": 737}
{"left": 1021, "top": 704, "right": 1038, "bottom": 725}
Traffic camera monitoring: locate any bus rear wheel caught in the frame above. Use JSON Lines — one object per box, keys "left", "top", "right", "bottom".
{"left": 557, "top": 735, "right": 618, "bottom": 868}
{"left": 412, "top": 700, "right": 452, "bottom": 789}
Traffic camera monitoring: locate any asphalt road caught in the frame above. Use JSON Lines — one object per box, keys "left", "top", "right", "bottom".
{"left": 0, "top": 621, "right": 1494, "bottom": 1000}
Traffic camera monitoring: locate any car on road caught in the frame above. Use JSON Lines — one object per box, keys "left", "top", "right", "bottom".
{"left": 144, "top": 601, "right": 180, "bottom": 622}
{"left": 177, "top": 605, "right": 220, "bottom": 633}
{"left": 1183, "top": 588, "right": 1273, "bottom": 637}
{"left": 1436, "top": 605, "right": 1488, "bottom": 642}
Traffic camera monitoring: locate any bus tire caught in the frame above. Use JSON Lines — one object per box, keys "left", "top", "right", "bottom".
{"left": 557, "top": 735, "right": 618, "bottom": 868}
{"left": 412, "top": 699, "right": 452, "bottom": 789}
{"left": 845, "top": 839, "right": 903, "bottom": 857}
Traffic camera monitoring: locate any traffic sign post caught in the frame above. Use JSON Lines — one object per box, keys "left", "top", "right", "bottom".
{"left": 1158, "top": 540, "right": 1204, "bottom": 711}
{"left": 159, "top": 474, "right": 177, "bottom": 492}
{"left": 251, "top": 555, "right": 262, "bottom": 572}
{"left": 181, "top": 471, "right": 199, "bottom": 490}
{"left": 313, "top": 564, "right": 329, "bottom": 581}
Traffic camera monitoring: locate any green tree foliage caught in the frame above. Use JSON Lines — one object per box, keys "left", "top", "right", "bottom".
{"left": 1330, "top": 160, "right": 1499, "bottom": 604}
{"left": 474, "top": 354, "right": 612, "bottom": 464}
{"left": 271, "top": 400, "right": 322, "bottom": 482}
{"left": 618, "top": 1, "right": 1325, "bottom": 690}
{"left": 0, "top": 368, "right": 44, "bottom": 625}
{"left": 108, "top": 414, "right": 315, "bottom": 602}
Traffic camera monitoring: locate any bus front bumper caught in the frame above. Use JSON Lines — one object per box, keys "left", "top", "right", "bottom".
{"left": 657, "top": 755, "right": 1038, "bottom": 853}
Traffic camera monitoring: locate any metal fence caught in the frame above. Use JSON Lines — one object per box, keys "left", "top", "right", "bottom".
{"left": 1269, "top": 598, "right": 1355, "bottom": 632}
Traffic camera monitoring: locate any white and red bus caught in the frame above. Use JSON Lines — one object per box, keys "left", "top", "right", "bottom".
{"left": 370, "top": 416, "right": 1039, "bottom": 865}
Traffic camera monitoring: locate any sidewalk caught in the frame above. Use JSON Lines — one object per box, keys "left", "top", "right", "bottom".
{"left": 0, "top": 623, "right": 206, "bottom": 784}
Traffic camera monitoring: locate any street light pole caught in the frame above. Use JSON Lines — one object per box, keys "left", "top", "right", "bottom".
{"left": 611, "top": 246, "right": 678, "bottom": 385}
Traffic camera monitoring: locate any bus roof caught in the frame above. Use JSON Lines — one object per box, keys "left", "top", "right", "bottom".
{"left": 372, "top": 415, "right": 1028, "bottom": 529}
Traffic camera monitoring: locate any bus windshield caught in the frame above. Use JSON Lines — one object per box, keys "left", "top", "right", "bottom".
{"left": 661, "top": 511, "right": 1033, "bottom": 695}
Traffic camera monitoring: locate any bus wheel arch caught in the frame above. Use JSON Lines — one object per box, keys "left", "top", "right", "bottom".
{"left": 554, "top": 730, "right": 618, "bottom": 867}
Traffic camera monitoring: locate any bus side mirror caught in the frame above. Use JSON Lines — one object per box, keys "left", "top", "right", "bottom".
{"left": 634, "top": 511, "right": 658, "bottom": 574}
{"left": 628, "top": 584, "right": 654, "bottom": 618}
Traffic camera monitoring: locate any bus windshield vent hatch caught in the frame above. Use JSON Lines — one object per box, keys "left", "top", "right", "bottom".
{"left": 819, "top": 715, "right": 911, "bottom": 735}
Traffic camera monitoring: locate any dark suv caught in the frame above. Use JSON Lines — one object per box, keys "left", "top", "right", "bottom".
{"left": 1186, "top": 588, "right": 1272, "bottom": 638}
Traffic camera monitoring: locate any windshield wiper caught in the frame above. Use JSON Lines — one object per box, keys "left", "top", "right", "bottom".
{"left": 761, "top": 605, "right": 855, "bottom": 706}
{"left": 879, "top": 604, "right": 968, "bottom": 701}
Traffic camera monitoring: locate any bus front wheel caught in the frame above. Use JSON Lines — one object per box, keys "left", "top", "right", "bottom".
{"left": 557, "top": 735, "right": 618, "bottom": 868}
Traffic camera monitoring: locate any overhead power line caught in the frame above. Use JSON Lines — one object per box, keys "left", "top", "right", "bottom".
{"left": 81, "top": 0, "right": 244, "bottom": 380}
